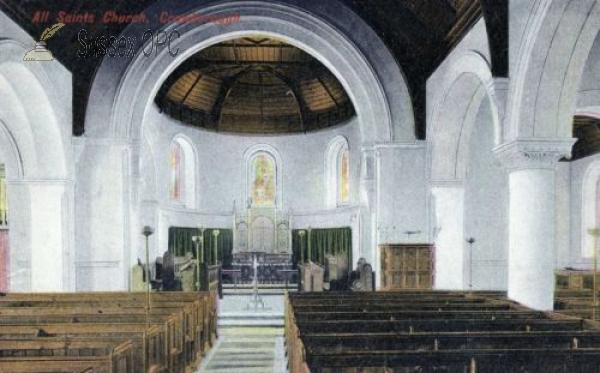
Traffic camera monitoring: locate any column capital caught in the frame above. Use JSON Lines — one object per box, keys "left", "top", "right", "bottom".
{"left": 494, "top": 138, "right": 576, "bottom": 171}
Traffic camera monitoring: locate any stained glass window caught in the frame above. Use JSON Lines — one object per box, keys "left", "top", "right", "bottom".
{"left": 169, "top": 143, "right": 184, "bottom": 201}
{"left": 339, "top": 149, "right": 349, "bottom": 204}
{"left": 251, "top": 154, "right": 276, "bottom": 206}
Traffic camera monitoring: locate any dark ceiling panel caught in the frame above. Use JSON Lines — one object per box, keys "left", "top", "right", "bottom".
{"left": 0, "top": 0, "right": 508, "bottom": 138}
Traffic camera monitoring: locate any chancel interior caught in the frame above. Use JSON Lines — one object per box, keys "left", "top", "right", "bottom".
{"left": 2, "top": 0, "right": 600, "bottom": 371}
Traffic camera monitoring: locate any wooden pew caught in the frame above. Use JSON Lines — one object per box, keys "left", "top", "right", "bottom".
{"left": 0, "top": 291, "right": 218, "bottom": 373}
{"left": 285, "top": 290, "right": 600, "bottom": 372}
{"left": 0, "top": 291, "right": 217, "bottom": 363}
{"left": 0, "top": 309, "right": 191, "bottom": 372}
{"left": 304, "top": 349, "right": 600, "bottom": 372}
{"left": 292, "top": 310, "right": 548, "bottom": 321}
{"left": 0, "top": 324, "right": 165, "bottom": 373}
{"left": 0, "top": 339, "right": 134, "bottom": 373}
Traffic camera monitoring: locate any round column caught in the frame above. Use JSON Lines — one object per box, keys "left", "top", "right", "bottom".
{"left": 495, "top": 138, "right": 575, "bottom": 310}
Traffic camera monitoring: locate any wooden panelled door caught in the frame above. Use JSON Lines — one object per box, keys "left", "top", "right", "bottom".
{"left": 380, "top": 244, "right": 435, "bottom": 290}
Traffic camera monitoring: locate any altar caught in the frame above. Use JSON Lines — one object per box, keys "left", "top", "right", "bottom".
{"left": 231, "top": 206, "right": 294, "bottom": 284}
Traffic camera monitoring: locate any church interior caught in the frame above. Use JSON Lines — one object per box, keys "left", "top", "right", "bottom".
{"left": 2, "top": 0, "right": 600, "bottom": 371}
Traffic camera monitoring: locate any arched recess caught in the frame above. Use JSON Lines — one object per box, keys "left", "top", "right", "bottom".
{"left": 85, "top": 0, "right": 415, "bottom": 145}
{"left": 169, "top": 134, "right": 197, "bottom": 209}
{"left": 429, "top": 51, "right": 501, "bottom": 182}
{"left": 325, "top": 136, "right": 350, "bottom": 209}
{"left": 0, "top": 40, "right": 73, "bottom": 291}
{"left": 427, "top": 51, "right": 504, "bottom": 290}
{"left": 581, "top": 157, "right": 600, "bottom": 259}
{"left": 507, "top": 0, "right": 600, "bottom": 139}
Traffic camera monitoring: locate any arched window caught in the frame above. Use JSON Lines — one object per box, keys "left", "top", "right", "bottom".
{"left": 325, "top": 136, "right": 350, "bottom": 208}
{"left": 244, "top": 145, "right": 282, "bottom": 209}
{"left": 169, "top": 136, "right": 197, "bottom": 208}
{"left": 250, "top": 153, "right": 276, "bottom": 207}
{"left": 339, "top": 148, "right": 350, "bottom": 205}
{"left": 169, "top": 142, "right": 184, "bottom": 202}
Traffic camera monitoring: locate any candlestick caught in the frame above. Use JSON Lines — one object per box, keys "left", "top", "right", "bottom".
{"left": 213, "top": 230, "right": 220, "bottom": 265}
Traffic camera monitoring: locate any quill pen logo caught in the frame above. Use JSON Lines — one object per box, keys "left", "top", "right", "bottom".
{"left": 23, "top": 23, "right": 65, "bottom": 61}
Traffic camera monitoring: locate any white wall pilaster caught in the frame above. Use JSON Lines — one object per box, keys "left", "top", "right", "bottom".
{"left": 27, "top": 180, "right": 74, "bottom": 291}
{"left": 76, "top": 141, "right": 131, "bottom": 291}
{"left": 431, "top": 183, "right": 465, "bottom": 290}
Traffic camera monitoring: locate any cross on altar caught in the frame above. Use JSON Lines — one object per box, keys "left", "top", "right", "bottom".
{"left": 245, "top": 251, "right": 271, "bottom": 311}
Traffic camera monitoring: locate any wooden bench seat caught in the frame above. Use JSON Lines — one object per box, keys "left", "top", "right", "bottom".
{"left": 0, "top": 291, "right": 218, "bottom": 373}
{"left": 292, "top": 310, "right": 545, "bottom": 321}
{"left": 305, "top": 348, "right": 600, "bottom": 373}
{"left": 0, "top": 291, "right": 218, "bottom": 349}
{"left": 0, "top": 324, "right": 167, "bottom": 373}
{"left": 0, "top": 339, "right": 134, "bottom": 373}
{"left": 294, "top": 318, "right": 586, "bottom": 333}
{"left": 0, "top": 313, "right": 192, "bottom": 373}
{"left": 300, "top": 330, "right": 600, "bottom": 351}
{"left": 286, "top": 290, "right": 600, "bottom": 372}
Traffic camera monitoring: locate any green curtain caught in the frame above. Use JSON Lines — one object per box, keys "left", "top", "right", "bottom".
{"left": 168, "top": 227, "right": 233, "bottom": 267}
{"left": 202, "top": 228, "right": 233, "bottom": 268}
{"left": 291, "top": 227, "right": 352, "bottom": 268}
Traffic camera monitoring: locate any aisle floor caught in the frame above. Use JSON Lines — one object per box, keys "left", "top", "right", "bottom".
{"left": 196, "top": 327, "right": 287, "bottom": 373}
{"left": 197, "top": 291, "right": 288, "bottom": 372}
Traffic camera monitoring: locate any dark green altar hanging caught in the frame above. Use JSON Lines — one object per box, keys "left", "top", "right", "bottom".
{"left": 291, "top": 227, "right": 352, "bottom": 268}
{"left": 168, "top": 227, "right": 234, "bottom": 268}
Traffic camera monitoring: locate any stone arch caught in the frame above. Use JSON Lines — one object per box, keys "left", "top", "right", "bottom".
{"left": 576, "top": 28, "right": 600, "bottom": 111}
{"left": 0, "top": 40, "right": 69, "bottom": 180}
{"left": 85, "top": 0, "right": 414, "bottom": 145}
{"left": 0, "top": 39, "right": 73, "bottom": 291}
{"left": 429, "top": 51, "right": 501, "bottom": 182}
{"left": 507, "top": 0, "right": 600, "bottom": 139}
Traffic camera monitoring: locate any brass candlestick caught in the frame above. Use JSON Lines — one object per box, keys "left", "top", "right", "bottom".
{"left": 213, "top": 230, "right": 220, "bottom": 265}
{"left": 142, "top": 226, "right": 154, "bottom": 328}
{"left": 192, "top": 229, "right": 204, "bottom": 291}
{"left": 299, "top": 230, "right": 306, "bottom": 264}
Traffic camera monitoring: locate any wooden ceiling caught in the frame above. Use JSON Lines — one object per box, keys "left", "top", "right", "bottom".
{"left": 155, "top": 37, "right": 354, "bottom": 133}
{"left": 0, "top": 0, "right": 508, "bottom": 137}
{"left": 571, "top": 116, "right": 600, "bottom": 161}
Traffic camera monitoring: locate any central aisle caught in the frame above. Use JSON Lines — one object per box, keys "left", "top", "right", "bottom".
{"left": 197, "top": 327, "right": 287, "bottom": 373}
{"left": 197, "top": 289, "right": 289, "bottom": 372}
